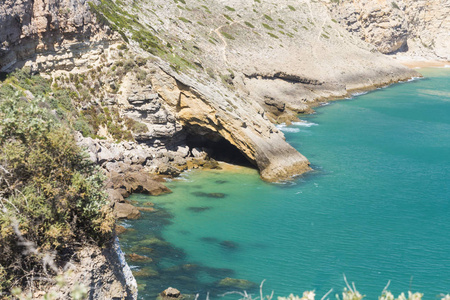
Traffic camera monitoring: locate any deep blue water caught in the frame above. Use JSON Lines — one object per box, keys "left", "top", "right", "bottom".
{"left": 119, "top": 68, "right": 450, "bottom": 299}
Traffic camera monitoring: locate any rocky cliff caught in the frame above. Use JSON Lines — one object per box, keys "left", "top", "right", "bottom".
{"left": 0, "top": 0, "right": 424, "bottom": 183}
{"left": 324, "top": 0, "right": 450, "bottom": 60}
{"left": 1, "top": 0, "right": 444, "bottom": 297}
{"left": 0, "top": 0, "right": 116, "bottom": 72}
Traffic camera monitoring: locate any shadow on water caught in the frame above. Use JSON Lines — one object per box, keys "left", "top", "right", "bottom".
{"left": 120, "top": 202, "right": 256, "bottom": 300}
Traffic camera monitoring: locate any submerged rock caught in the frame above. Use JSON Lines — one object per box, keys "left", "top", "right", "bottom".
{"left": 217, "top": 277, "right": 257, "bottom": 290}
{"left": 140, "top": 237, "right": 170, "bottom": 247}
{"left": 215, "top": 180, "right": 228, "bottom": 184}
{"left": 200, "top": 237, "right": 219, "bottom": 243}
{"left": 133, "top": 267, "right": 159, "bottom": 278}
{"left": 219, "top": 240, "right": 239, "bottom": 250}
{"left": 163, "top": 264, "right": 200, "bottom": 275}
{"left": 191, "top": 191, "right": 226, "bottom": 199}
{"left": 137, "top": 206, "right": 156, "bottom": 212}
{"left": 187, "top": 206, "right": 212, "bottom": 213}
{"left": 115, "top": 224, "right": 127, "bottom": 235}
{"left": 129, "top": 245, "right": 154, "bottom": 253}
{"left": 127, "top": 253, "right": 153, "bottom": 263}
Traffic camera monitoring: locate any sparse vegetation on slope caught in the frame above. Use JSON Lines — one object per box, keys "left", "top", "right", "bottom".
{"left": 0, "top": 70, "right": 114, "bottom": 297}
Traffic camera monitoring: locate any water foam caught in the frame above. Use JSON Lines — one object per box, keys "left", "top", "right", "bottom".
{"left": 351, "top": 91, "right": 368, "bottom": 97}
{"left": 407, "top": 76, "right": 422, "bottom": 82}
{"left": 292, "top": 121, "right": 318, "bottom": 127}
{"left": 278, "top": 127, "right": 301, "bottom": 133}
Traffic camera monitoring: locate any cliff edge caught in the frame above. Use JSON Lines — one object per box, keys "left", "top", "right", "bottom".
{"left": 0, "top": 0, "right": 424, "bottom": 182}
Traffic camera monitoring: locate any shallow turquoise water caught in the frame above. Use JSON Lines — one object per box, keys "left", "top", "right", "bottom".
{"left": 120, "top": 68, "right": 450, "bottom": 299}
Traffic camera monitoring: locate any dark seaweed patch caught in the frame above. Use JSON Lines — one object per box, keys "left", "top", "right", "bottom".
{"left": 219, "top": 240, "right": 239, "bottom": 250}
{"left": 191, "top": 191, "right": 226, "bottom": 198}
{"left": 187, "top": 206, "right": 212, "bottom": 212}
{"left": 200, "top": 236, "right": 219, "bottom": 243}
{"left": 202, "top": 266, "right": 235, "bottom": 278}
{"left": 215, "top": 180, "right": 228, "bottom": 184}
{"left": 121, "top": 196, "right": 242, "bottom": 299}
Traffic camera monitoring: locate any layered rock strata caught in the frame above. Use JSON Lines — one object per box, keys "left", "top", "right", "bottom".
{"left": 1, "top": 0, "right": 443, "bottom": 298}
{"left": 0, "top": 0, "right": 114, "bottom": 72}
{"left": 1, "top": 0, "right": 424, "bottom": 183}
{"left": 324, "top": 0, "right": 450, "bottom": 60}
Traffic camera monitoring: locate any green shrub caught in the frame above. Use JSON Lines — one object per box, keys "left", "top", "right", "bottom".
{"left": 124, "top": 117, "right": 148, "bottom": 134}
{"left": 244, "top": 21, "right": 255, "bottom": 28}
{"left": 267, "top": 32, "right": 279, "bottom": 39}
{"left": 224, "top": 14, "right": 233, "bottom": 21}
{"left": 263, "top": 14, "right": 273, "bottom": 21}
{"left": 117, "top": 43, "right": 128, "bottom": 50}
{"left": 179, "top": 17, "right": 190, "bottom": 23}
{"left": 220, "top": 31, "right": 235, "bottom": 40}
{"left": 0, "top": 95, "right": 114, "bottom": 295}
{"left": 262, "top": 23, "right": 274, "bottom": 30}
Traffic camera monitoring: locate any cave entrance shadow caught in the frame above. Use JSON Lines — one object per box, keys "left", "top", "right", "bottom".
{"left": 185, "top": 132, "right": 255, "bottom": 168}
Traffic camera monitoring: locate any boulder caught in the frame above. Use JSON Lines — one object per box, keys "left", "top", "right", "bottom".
{"left": 114, "top": 202, "right": 141, "bottom": 220}
{"left": 133, "top": 267, "right": 159, "bottom": 277}
{"left": 157, "top": 163, "right": 181, "bottom": 177}
{"left": 107, "top": 188, "right": 124, "bottom": 203}
{"left": 109, "top": 171, "right": 172, "bottom": 197}
{"left": 97, "top": 147, "right": 116, "bottom": 164}
{"left": 115, "top": 225, "right": 127, "bottom": 235}
{"left": 161, "top": 287, "right": 181, "bottom": 298}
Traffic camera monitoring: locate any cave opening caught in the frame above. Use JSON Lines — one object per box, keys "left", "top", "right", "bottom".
{"left": 185, "top": 131, "right": 255, "bottom": 168}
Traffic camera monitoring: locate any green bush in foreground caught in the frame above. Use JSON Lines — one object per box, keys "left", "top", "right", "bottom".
{"left": 0, "top": 84, "right": 114, "bottom": 296}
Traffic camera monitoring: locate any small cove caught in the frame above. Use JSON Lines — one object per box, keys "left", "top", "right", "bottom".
{"left": 119, "top": 68, "right": 450, "bottom": 299}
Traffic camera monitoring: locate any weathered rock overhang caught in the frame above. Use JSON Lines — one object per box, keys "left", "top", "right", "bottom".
{"left": 151, "top": 63, "right": 312, "bottom": 181}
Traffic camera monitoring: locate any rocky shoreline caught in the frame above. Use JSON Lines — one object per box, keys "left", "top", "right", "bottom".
{"left": 0, "top": 0, "right": 449, "bottom": 298}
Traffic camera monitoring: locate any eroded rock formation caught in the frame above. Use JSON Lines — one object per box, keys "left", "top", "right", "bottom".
{"left": 325, "top": 0, "right": 450, "bottom": 59}
{"left": 1, "top": 0, "right": 445, "bottom": 296}
{"left": 0, "top": 0, "right": 114, "bottom": 72}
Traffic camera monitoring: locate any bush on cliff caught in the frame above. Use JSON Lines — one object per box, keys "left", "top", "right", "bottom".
{"left": 0, "top": 74, "right": 114, "bottom": 296}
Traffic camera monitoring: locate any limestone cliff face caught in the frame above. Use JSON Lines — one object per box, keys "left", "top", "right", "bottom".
{"left": 0, "top": 0, "right": 112, "bottom": 72}
{"left": 39, "top": 240, "right": 137, "bottom": 300}
{"left": 105, "top": 0, "right": 418, "bottom": 121}
{"left": 0, "top": 0, "right": 440, "bottom": 297}
{"left": 0, "top": 0, "right": 426, "bottom": 183}
{"left": 325, "top": 0, "right": 450, "bottom": 59}
{"left": 151, "top": 63, "right": 311, "bottom": 181}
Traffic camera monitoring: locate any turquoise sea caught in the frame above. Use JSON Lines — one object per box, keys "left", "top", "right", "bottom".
{"left": 119, "top": 68, "right": 450, "bottom": 299}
